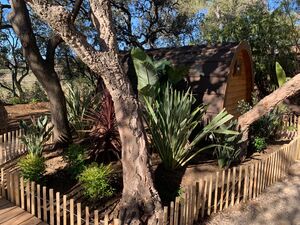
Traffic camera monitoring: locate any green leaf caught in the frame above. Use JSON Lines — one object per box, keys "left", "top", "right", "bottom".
{"left": 275, "top": 62, "right": 287, "bottom": 87}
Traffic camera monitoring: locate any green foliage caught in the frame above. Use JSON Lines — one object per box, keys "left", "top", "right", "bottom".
{"left": 29, "top": 82, "right": 48, "bottom": 102}
{"left": 131, "top": 48, "right": 187, "bottom": 97}
{"left": 64, "top": 144, "right": 86, "bottom": 178}
{"left": 212, "top": 121, "right": 242, "bottom": 168}
{"left": 275, "top": 62, "right": 287, "bottom": 87}
{"left": 65, "top": 83, "right": 99, "bottom": 131}
{"left": 78, "top": 163, "right": 114, "bottom": 200}
{"left": 252, "top": 137, "right": 267, "bottom": 152}
{"left": 20, "top": 116, "right": 53, "bottom": 156}
{"left": 18, "top": 154, "right": 45, "bottom": 182}
{"left": 202, "top": 1, "right": 298, "bottom": 94}
{"left": 143, "top": 84, "right": 237, "bottom": 170}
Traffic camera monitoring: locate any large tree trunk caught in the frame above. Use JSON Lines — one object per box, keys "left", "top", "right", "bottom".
{"left": 24, "top": 0, "right": 162, "bottom": 223}
{"left": 238, "top": 73, "right": 300, "bottom": 144}
{"left": 9, "top": 0, "right": 72, "bottom": 143}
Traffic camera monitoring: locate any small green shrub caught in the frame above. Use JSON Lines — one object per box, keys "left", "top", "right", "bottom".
{"left": 252, "top": 137, "right": 267, "bottom": 152}
{"left": 29, "top": 82, "right": 48, "bottom": 102}
{"left": 18, "top": 154, "right": 45, "bottom": 182}
{"left": 64, "top": 144, "right": 86, "bottom": 178}
{"left": 79, "top": 163, "right": 114, "bottom": 200}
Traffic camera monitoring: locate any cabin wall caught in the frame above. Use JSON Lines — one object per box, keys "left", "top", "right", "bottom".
{"left": 223, "top": 50, "right": 253, "bottom": 117}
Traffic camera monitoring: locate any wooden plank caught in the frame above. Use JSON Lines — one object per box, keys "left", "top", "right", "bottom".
{"left": 163, "top": 206, "right": 168, "bottom": 225}
{"left": 104, "top": 214, "right": 109, "bottom": 225}
{"left": 201, "top": 179, "right": 207, "bottom": 218}
{"left": 220, "top": 170, "right": 225, "bottom": 210}
{"left": 63, "top": 195, "right": 67, "bottom": 225}
{"left": 56, "top": 192, "right": 60, "bottom": 225}
{"left": 37, "top": 185, "right": 41, "bottom": 219}
{"left": 49, "top": 189, "right": 54, "bottom": 225}
{"left": 237, "top": 166, "right": 242, "bottom": 204}
{"left": 231, "top": 167, "right": 236, "bottom": 206}
{"left": 170, "top": 201, "right": 174, "bottom": 225}
{"left": 207, "top": 175, "right": 213, "bottom": 215}
{"left": 191, "top": 185, "right": 196, "bottom": 222}
{"left": 85, "top": 206, "right": 90, "bottom": 225}
{"left": 20, "top": 177, "right": 25, "bottom": 209}
{"left": 195, "top": 181, "right": 202, "bottom": 220}
{"left": 214, "top": 172, "right": 219, "bottom": 213}
{"left": 249, "top": 164, "right": 254, "bottom": 200}
{"left": 94, "top": 210, "right": 99, "bottom": 225}
{"left": 174, "top": 197, "right": 180, "bottom": 225}
{"left": 31, "top": 181, "right": 36, "bottom": 215}
{"left": 180, "top": 199, "right": 185, "bottom": 225}
{"left": 1, "top": 168, "right": 6, "bottom": 199}
{"left": 243, "top": 166, "right": 248, "bottom": 203}
{"left": 70, "top": 199, "right": 74, "bottom": 225}
{"left": 225, "top": 169, "right": 231, "bottom": 208}
{"left": 77, "top": 203, "right": 81, "bottom": 225}
{"left": 26, "top": 181, "right": 30, "bottom": 212}
{"left": 42, "top": 186, "right": 47, "bottom": 222}
{"left": 14, "top": 173, "right": 20, "bottom": 207}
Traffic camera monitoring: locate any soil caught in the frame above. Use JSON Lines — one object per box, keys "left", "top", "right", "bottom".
{"left": 205, "top": 161, "right": 300, "bottom": 225}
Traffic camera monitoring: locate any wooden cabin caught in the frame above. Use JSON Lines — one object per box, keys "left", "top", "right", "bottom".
{"left": 145, "top": 41, "right": 254, "bottom": 120}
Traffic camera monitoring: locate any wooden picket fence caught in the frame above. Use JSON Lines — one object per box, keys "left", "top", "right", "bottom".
{"left": 0, "top": 136, "right": 299, "bottom": 225}
{"left": 277, "top": 113, "right": 299, "bottom": 140}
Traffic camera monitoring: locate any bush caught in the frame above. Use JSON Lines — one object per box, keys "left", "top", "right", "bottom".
{"left": 29, "top": 82, "right": 48, "bottom": 102}
{"left": 252, "top": 137, "right": 267, "bottom": 152}
{"left": 144, "top": 84, "right": 237, "bottom": 170}
{"left": 64, "top": 144, "right": 86, "bottom": 178}
{"left": 20, "top": 116, "right": 53, "bottom": 156}
{"left": 79, "top": 163, "right": 114, "bottom": 200}
{"left": 18, "top": 154, "right": 45, "bottom": 182}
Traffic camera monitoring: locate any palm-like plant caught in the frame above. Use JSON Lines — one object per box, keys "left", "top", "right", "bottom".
{"left": 144, "top": 84, "right": 237, "bottom": 170}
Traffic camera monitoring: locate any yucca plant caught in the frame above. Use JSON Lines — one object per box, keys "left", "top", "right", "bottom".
{"left": 65, "top": 83, "right": 99, "bottom": 132}
{"left": 144, "top": 84, "right": 237, "bottom": 170}
{"left": 20, "top": 116, "right": 53, "bottom": 156}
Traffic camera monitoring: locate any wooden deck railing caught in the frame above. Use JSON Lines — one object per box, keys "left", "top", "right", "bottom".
{"left": 0, "top": 115, "right": 299, "bottom": 225}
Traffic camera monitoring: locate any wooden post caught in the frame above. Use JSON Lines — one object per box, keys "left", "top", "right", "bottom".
{"left": 37, "top": 184, "right": 41, "bottom": 219}
{"left": 1, "top": 168, "right": 6, "bottom": 199}
{"left": 220, "top": 170, "right": 225, "bottom": 211}
{"left": 231, "top": 167, "right": 236, "bottom": 206}
{"left": 85, "top": 206, "right": 90, "bottom": 225}
{"left": 26, "top": 181, "right": 30, "bottom": 212}
{"left": 174, "top": 197, "right": 180, "bottom": 225}
{"left": 49, "top": 189, "right": 54, "bottom": 225}
{"left": 20, "top": 177, "right": 25, "bottom": 209}
{"left": 207, "top": 175, "right": 213, "bottom": 215}
{"left": 63, "top": 195, "right": 67, "bottom": 225}
{"left": 77, "top": 203, "right": 81, "bottom": 225}
{"left": 225, "top": 169, "right": 231, "bottom": 208}
{"left": 43, "top": 186, "right": 47, "bottom": 222}
{"left": 249, "top": 164, "right": 254, "bottom": 200}
{"left": 243, "top": 166, "right": 248, "bottom": 203}
{"left": 94, "top": 210, "right": 99, "bottom": 225}
{"left": 170, "top": 201, "right": 174, "bottom": 225}
{"left": 14, "top": 173, "right": 20, "bottom": 206}
{"left": 163, "top": 206, "right": 168, "bottom": 225}
{"left": 214, "top": 172, "right": 219, "bottom": 213}
{"left": 237, "top": 166, "right": 242, "bottom": 205}
{"left": 31, "top": 181, "right": 36, "bottom": 215}
{"left": 70, "top": 199, "right": 74, "bottom": 225}
{"left": 201, "top": 179, "right": 207, "bottom": 218}
{"left": 104, "top": 214, "right": 109, "bottom": 225}
{"left": 56, "top": 192, "right": 61, "bottom": 225}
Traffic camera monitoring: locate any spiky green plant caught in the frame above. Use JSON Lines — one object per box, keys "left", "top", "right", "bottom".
{"left": 20, "top": 116, "right": 53, "bottom": 156}
{"left": 144, "top": 84, "right": 237, "bottom": 170}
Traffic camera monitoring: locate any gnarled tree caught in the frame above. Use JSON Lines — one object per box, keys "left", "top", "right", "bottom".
{"left": 21, "top": 0, "right": 162, "bottom": 224}
{"left": 8, "top": 0, "right": 85, "bottom": 144}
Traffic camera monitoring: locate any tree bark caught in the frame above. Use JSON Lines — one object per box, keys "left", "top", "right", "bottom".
{"left": 24, "top": 0, "right": 162, "bottom": 223}
{"left": 9, "top": 0, "right": 72, "bottom": 143}
{"left": 238, "top": 73, "right": 300, "bottom": 143}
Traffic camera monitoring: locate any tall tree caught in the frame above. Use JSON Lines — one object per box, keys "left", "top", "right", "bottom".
{"left": 22, "top": 0, "right": 162, "bottom": 223}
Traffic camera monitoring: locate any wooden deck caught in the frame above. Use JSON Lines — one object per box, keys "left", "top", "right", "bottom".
{"left": 0, "top": 198, "right": 48, "bottom": 225}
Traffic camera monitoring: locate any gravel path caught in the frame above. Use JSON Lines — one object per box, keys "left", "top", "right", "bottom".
{"left": 205, "top": 161, "right": 300, "bottom": 225}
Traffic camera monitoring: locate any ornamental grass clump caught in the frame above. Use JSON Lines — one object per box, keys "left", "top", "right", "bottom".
{"left": 144, "top": 84, "right": 237, "bottom": 170}
{"left": 79, "top": 163, "right": 114, "bottom": 200}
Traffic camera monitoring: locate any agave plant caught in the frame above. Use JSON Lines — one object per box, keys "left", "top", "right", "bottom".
{"left": 143, "top": 84, "right": 238, "bottom": 170}
{"left": 19, "top": 116, "right": 53, "bottom": 156}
